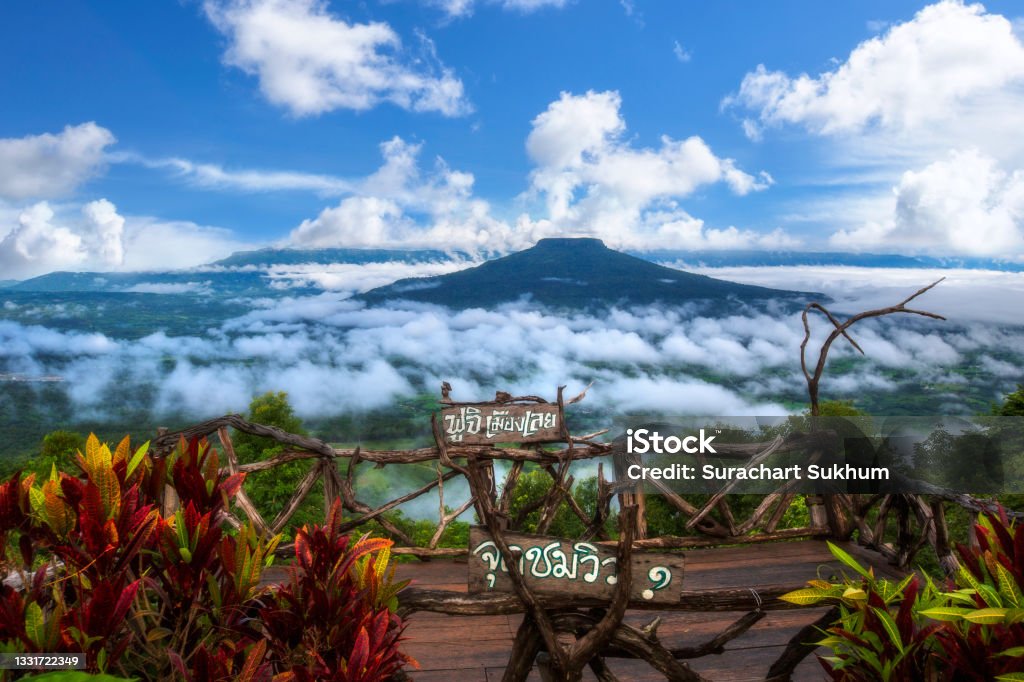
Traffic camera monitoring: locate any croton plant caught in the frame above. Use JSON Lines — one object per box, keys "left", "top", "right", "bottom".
{"left": 782, "top": 509, "right": 1024, "bottom": 681}
{"left": 0, "top": 435, "right": 413, "bottom": 681}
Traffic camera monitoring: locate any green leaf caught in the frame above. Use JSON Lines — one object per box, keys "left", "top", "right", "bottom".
{"left": 958, "top": 565, "right": 984, "bottom": 595}
{"left": 996, "top": 646, "right": 1024, "bottom": 658}
{"left": 779, "top": 587, "right": 833, "bottom": 606}
{"left": 827, "top": 541, "right": 872, "bottom": 580}
{"left": 919, "top": 606, "right": 972, "bottom": 622}
{"left": 962, "top": 607, "right": 1008, "bottom": 624}
{"left": 126, "top": 441, "right": 149, "bottom": 479}
{"left": 996, "top": 563, "right": 1023, "bottom": 607}
{"left": 995, "top": 675, "right": 1024, "bottom": 681}
{"left": 24, "top": 602, "right": 45, "bottom": 648}
{"left": 871, "top": 607, "right": 904, "bottom": 654}
{"left": 842, "top": 587, "right": 867, "bottom": 602}
{"left": 28, "top": 485, "right": 46, "bottom": 517}
{"left": 978, "top": 583, "right": 1003, "bottom": 608}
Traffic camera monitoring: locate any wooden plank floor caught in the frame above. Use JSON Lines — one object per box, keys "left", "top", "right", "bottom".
{"left": 396, "top": 539, "right": 905, "bottom": 681}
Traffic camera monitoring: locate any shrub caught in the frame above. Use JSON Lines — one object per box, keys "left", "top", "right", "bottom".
{"left": 0, "top": 434, "right": 413, "bottom": 681}
{"left": 783, "top": 509, "right": 1024, "bottom": 681}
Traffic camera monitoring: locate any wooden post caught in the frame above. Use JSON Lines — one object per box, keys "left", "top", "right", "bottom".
{"left": 804, "top": 494, "right": 828, "bottom": 532}
{"left": 155, "top": 427, "right": 180, "bottom": 517}
{"left": 322, "top": 458, "right": 340, "bottom": 523}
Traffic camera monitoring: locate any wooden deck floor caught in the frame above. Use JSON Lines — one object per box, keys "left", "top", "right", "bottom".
{"left": 395, "top": 539, "right": 905, "bottom": 681}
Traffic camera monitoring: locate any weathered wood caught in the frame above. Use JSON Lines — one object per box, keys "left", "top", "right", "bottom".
{"left": 502, "top": 615, "right": 543, "bottom": 682}
{"left": 334, "top": 468, "right": 460, "bottom": 536}
{"left": 931, "top": 498, "right": 959, "bottom": 575}
{"left": 601, "top": 620, "right": 710, "bottom": 682}
{"left": 217, "top": 427, "right": 270, "bottom": 535}
{"left": 800, "top": 278, "right": 945, "bottom": 416}
{"left": 441, "top": 403, "right": 562, "bottom": 445}
{"left": 685, "top": 436, "right": 785, "bottom": 530}
{"left": 468, "top": 527, "right": 684, "bottom": 605}
{"left": 595, "top": 527, "right": 828, "bottom": 550}
{"left": 398, "top": 583, "right": 823, "bottom": 616}
{"left": 269, "top": 461, "right": 322, "bottom": 533}
{"left": 766, "top": 606, "right": 839, "bottom": 680}
{"left": 464, "top": 452, "right": 566, "bottom": 673}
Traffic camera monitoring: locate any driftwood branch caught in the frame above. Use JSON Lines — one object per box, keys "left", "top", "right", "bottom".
{"left": 800, "top": 279, "right": 945, "bottom": 416}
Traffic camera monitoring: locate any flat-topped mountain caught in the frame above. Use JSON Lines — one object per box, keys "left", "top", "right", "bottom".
{"left": 360, "top": 238, "right": 819, "bottom": 309}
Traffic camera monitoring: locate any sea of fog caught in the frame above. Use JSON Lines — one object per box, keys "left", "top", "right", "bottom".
{"left": 1, "top": 262, "right": 1022, "bottom": 427}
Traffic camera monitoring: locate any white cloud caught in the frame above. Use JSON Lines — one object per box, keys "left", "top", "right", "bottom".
{"left": 290, "top": 196, "right": 411, "bottom": 248}
{"left": 203, "top": 0, "right": 470, "bottom": 117}
{"left": 0, "top": 203, "right": 88, "bottom": 277}
{"left": 287, "top": 137, "right": 525, "bottom": 251}
{"left": 8, "top": 270, "right": 1016, "bottom": 424}
{"left": 521, "top": 90, "right": 777, "bottom": 249}
{"left": 142, "top": 155, "right": 354, "bottom": 195}
{"left": 728, "top": 1, "right": 1024, "bottom": 137}
{"left": 262, "top": 260, "right": 476, "bottom": 295}
{"left": 428, "top": 0, "right": 569, "bottom": 19}
{"left": 682, "top": 264, "right": 1024, "bottom": 325}
{"left": 830, "top": 149, "right": 1024, "bottom": 256}
{"left": 0, "top": 200, "right": 126, "bottom": 278}
{"left": 0, "top": 199, "right": 249, "bottom": 278}
{"left": 673, "top": 40, "right": 691, "bottom": 63}
{"left": 121, "top": 216, "right": 251, "bottom": 270}
{"left": 0, "top": 123, "right": 115, "bottom": 200}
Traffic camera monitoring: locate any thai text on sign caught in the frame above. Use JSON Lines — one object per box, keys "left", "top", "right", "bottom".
{"left": 467, "top": 527, "right": 684, "bottom": 604}
{"left": 441, "top": 404, "right": 561, "bottom": 444}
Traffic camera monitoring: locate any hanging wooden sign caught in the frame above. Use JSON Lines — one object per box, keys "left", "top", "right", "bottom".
{"left": 440, "top": 403, "right": 562, "bottom": 445}
{"left": 467, "top": 527, "right": 685, "bottom": 604}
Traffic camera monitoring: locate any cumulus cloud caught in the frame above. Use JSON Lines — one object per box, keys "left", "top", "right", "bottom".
{"left": 0, "top": 200, "right": 249, "bottom": 278}
{"left": 520, "top": 90, "right": 777, "bottom": 250}
{"left": 0, "top": 200, "right": 124, "bottom": 278}
{"left": 727, "top": 1, "right": 1024, "bottom": 137}
{"left": 831, "top": 149, "right": 1024, "bottom": 256}
{"left": 0, "top": 123, "right": 115, "bottom": 200}
{"left": 287, "top": 137, "right": 524, "bottom": 251}
{"left": 203, "top": 0, "right": 470, "bottom": 116}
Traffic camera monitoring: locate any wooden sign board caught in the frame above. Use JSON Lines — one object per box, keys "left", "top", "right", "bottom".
{"left": 468, "top": 527, "right": 684, "bottom": 604}
{"left": 440, "top": 404, "right": 562, "bottom": 445}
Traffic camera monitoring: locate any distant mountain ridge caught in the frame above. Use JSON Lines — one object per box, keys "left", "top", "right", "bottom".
{"left": 644, "top": 250, "right": 1024, "bottom": 271}
{"left": 359, "top": 238, "right": 820, "bottom": 309}
{"left": 210, "top": 246, "right": 469, "bottom": 268}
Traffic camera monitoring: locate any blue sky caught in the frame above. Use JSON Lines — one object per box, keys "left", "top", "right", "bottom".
{"left": 2, "top": 0, "right": 1024, "bottom": 277}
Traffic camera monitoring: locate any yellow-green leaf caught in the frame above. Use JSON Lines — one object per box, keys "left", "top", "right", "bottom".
{"left": 828, "top": 541, "right": 871, "bottom": 580}
{"left": 919, "top": 607, "right": 971, "bottom": 621}
{"left": 842, "top": 587, "right": 867, "bottom": 602}
{"left": 25, "top": 602, "right": 45, "bottom": 648}
{"left": 871, "top": 607, "right": 904, "bottom": 654}
{"left": 779, "top": 588, "right": 832, "bottom": 606}
{"left": 126, "top": 441, "right": 150, "bottom": 479}
{"left": 962, "top": 607, "right": 1009, "bottom": 624}
{"left": 996, "top": 563, "right": 1022, "bottom": 607}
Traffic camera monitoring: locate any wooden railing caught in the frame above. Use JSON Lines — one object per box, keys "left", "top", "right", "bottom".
{"left": 146, "top": 396, "right": 1020, "bottom": 682}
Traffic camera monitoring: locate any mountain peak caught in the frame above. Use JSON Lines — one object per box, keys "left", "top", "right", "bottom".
{"left": 361, "top": 239, "right": 819, "bottom": 310}
{"left": 533, "top": 237, "right": 608, "bottom": 249}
